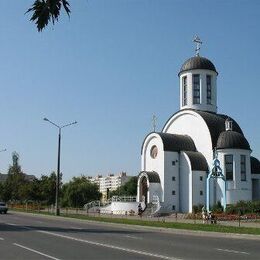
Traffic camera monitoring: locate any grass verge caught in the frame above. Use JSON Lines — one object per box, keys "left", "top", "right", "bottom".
{"left": 10, "top": 208, "right": 260, "bottom": 236}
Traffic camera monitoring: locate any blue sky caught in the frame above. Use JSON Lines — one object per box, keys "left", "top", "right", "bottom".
{"left": 0, "top": 0, "right": 259, "bottom": 182}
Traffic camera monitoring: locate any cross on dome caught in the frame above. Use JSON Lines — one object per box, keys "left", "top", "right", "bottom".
{"left": 152, "top": 115, "right": 157, "bottom": 132}
{"left": 193, "top": 35, "right": 202, "bottom": 56}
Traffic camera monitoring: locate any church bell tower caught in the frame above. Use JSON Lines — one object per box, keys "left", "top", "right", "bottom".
{"left": 178, "top": 36, "right": 218, "bottom": 113}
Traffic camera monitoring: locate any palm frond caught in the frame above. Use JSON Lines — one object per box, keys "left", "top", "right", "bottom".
{"left": 26, "top": 0, "right": 71, "bottom": 32}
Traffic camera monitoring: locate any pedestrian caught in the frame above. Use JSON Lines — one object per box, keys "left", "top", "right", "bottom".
{"left": 138, "top": 203, "right": 142, "bottom": 217}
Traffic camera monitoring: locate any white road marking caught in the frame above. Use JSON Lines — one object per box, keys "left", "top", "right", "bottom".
{"left": 0, "top": 237, "right": 4, "bottom": 240}
{"left": 124, "top": 235, "right": 143, "bottom": 240}
{"left": 6, "top": 223, "right": 17, "bottom": 226}
{"left": 38, "top": 230, "right": 181, "bottom": 260}
{"left": 70, "top": 226, "right": 83, "bottom": 230}
{"left": 13, "top": 243, "right": 61, "bottom": 260}
{"left": 216, "top": 248, "right": 250, "bottom": 255}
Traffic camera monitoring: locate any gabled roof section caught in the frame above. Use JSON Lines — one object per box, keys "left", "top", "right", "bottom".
{"left": 138, "top": 171, "right": 161, "bottom": 183}
{"left": 141, "top": 132, "right": 196, "bottom": 155}
{"left": 158, "top": 133, "right": 196, "bottom": 152}
{"left": 184, "top": 151, "right": 209, "bottom": 171}
{"left": 251, "top": 156, "right": 260, "bottom": 174}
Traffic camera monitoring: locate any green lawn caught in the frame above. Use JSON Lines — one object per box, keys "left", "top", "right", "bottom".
{"left": 10, "top": 208, "right": 260, "bottom": 236}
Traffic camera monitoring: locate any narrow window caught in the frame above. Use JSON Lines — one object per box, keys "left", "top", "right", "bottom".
{"left": 225, "top": 155, "right": 233, "bottom": 181}
{"left": 172, "top": 161, "right": 176, "bottom": 166}
{"left": 172, "top": 205, "right": 175, "bottom": 211}
{"left": 200, "top": 190, "right": 203, "bottom": 196}
{"left": 182, "top": 76, "right": 187, "bottom": 106}
{"left": 193, "top": 74, "right": 200, "bottom": 104}
{"left": 241, "top": 155, "right": 246, "bottom": 181}
{"left": 207, "top": 75, "right": 212, "bottom": 104}
{"left": 200, "top": 176, "right": 203, "bottom": 181}
{"left": 172, "top": 176, "right": 176, "bottom": 181}
{"left": 172, "top": 190, "right": 176, "bottom": 195}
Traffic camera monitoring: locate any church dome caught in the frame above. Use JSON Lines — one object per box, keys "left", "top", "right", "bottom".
{"left": 216, "top": 131, "right": 251, "bottom": 150}
{"left": 179, "top": 56, "right": 218, "bottom": 76}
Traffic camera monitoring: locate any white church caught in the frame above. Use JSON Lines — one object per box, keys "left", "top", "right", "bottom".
{"left": 137, "top": 38, "right": 260, "bottom": 214}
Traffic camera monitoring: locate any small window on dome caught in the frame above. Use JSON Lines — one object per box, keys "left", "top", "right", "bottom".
{"left": 193, "top": 74, "right": 200, "bottom": 104}
{"left": 182, "top": 76, "right": 187, "bottom": 106}
{"left": 241, "top": 155, "right": 246, "bottom": 181}
{"left": 207, "top": 75, "right": 212, "bottom": 104}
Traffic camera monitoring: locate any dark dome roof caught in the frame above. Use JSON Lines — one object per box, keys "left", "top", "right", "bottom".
{"left": 251, "top": 157, "right": 260, "bottom": 174}
{"left": 179, "top": 56, "right": 218, "bottom": 76}
{"left": 216, "top": 131, "right": 251, "bottom": 150}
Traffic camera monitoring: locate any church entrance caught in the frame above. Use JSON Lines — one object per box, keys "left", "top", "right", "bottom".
{"left": 140, "top": 176, "right": 148, "bottom": 204}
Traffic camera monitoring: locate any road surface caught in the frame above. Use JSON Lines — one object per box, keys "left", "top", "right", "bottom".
{"left": 0, "top": 211, "right": 259, "bottom": 260}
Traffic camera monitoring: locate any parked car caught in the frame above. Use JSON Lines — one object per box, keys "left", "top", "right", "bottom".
{"left": 0, "top": 202, "right": 8, "bottom": 214}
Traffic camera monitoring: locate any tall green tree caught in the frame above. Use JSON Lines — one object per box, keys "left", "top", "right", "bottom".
{"left": 27, "top": 0, "right": 71, "bottom": 31}
{"left": 38, "top": 172, "right": 57, "bottom": 205}
{"left": 61, "top": 176, "right": 101, "bottom": 208}
{"left": 3, "top": 152, "right": 28, "bottom": 201}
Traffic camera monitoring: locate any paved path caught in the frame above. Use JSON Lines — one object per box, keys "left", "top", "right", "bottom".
{"left": 0, "top": 211, "right": 259, "bottom": 260}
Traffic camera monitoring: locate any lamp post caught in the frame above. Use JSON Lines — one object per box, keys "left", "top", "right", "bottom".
{"left": 44, "top": 118, "right": 77, "bottom": 216}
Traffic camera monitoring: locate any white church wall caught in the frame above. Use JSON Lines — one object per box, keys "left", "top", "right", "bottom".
{"left": 141, "top": 133, "right": 164, "bottom": 202}
{"left": 110, "top": 202, "right": 139, "bottom": 215}
{"left": 218, "top": 149, "right": 252, "bottom": 204}
{"left": 149, "top": 183, "right": 163, "bottom": 202}
{"left": 163, "top": 151, "right": 179, "bottom": 211}
{"left": 179, "top": 69, "right": 217, "bottom": 113}
{"left": 163, "top": 110, "right": 213, "bottom": 166}
{"left": 179, "top": 152, "right": 192, "bottom": 213}
{"left": 192, "top": 171, "right": 207, "bottom": 208}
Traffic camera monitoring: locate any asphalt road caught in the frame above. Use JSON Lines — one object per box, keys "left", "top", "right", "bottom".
{"left": 0, "top": 212, "right": 259, "bottom": 260}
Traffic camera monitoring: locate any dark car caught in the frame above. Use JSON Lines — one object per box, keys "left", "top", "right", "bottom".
{"left": 0, "top": 202, "right": 8, "bottom": 214}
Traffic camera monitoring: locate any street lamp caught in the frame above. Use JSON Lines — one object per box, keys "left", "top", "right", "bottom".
{"left": 43, "top": 118, "right": 77, "bottom": 216}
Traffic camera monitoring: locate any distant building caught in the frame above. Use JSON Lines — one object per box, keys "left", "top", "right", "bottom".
{"left": 88, "top": 172, "right": 130, "bottom": 200}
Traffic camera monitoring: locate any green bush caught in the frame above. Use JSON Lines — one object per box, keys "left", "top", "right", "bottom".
{"left": 212, "top": 201, "right": 223, "bottom": 213}
{"left": 226, "top": 200, "right": 260, "bottom": 215}
{"left": 192, "top": 204, "right": 204, "bottom": 214}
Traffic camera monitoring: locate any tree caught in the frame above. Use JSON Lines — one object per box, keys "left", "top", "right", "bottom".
{"left": 27, "top": 0, "right": 71, "bottom": 32}
{"left": 110, "top": 176, "right": 138, "bottom": 197}
{"left": 38, "top": 172, "right": 57, "bottom": 205}
{"left": 3, "top": 152, "right": 28, "bottom": 202}
{"left": 61, "top": 176, "right": 101, "bottom": 208}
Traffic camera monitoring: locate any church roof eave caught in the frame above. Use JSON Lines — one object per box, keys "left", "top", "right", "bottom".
{"left": 141, "top": 132, "right": 196, "bottom": 155}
